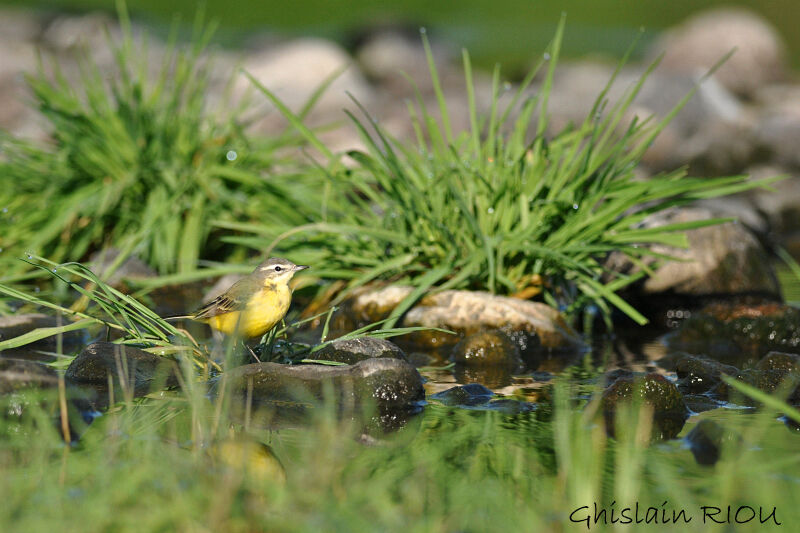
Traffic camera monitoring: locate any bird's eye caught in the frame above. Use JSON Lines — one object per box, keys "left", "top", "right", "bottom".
{"left": 274, "top": 266, "right": 282, "bottom": 272}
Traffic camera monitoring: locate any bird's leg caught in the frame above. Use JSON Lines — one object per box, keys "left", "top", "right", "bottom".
{"left": 245, "top": 342, "right": 261, "bottom": 363}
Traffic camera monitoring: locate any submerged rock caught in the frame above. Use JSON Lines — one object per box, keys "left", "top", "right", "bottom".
{"left": 335, "top": 286, "right": 584, "bottom": 354}
{"left": 65, "top": 342, "right": 179, "bottom": 395}
{"left": 685, "top": 419, "right": 740, "bottom": 466}
{"left": 222, "top": 358, "right": 424, "bottom": 415}
{"left": 0, "top": 313, "right": 87, "bottom": 357}
{"left": 667, "top": 302, "right": 800, "bottom": 364}
{"left": 314, "top": 337, "right": 407, "bottom": 365}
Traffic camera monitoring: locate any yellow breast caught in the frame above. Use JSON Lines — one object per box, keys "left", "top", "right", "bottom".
{"left": 207, "top": 283, "right": 292, "bottom": 339}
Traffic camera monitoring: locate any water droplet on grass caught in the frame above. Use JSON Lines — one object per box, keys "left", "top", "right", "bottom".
{"left": 487, "top": 207, "right": 495, "bottom": 214}
{"left": 419, "top": 27, "right": 427, "bottom": 35}
{"left": 543, "top": 52, "right": 551, "bottom": 60}
{"left": 572, "top": 203, "right": 579, "bottom": 210}
{"left": 226, "top": 150, "right": 237, "bottom": 161}
{"left": 1, "top": 207, "right": 7, "bottom": 213}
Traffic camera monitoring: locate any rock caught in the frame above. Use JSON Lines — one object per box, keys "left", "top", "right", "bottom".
{"left": 606, "top": 207, "right": 780, "bottom": 299}
{"left": 675, "top": 354, "right": 738, "bottom": 394}
{"left": 89, "top": 248, "right": 157, "bottom": 287}
{"left": 755, "top": 108, "right": 800, "bottom": 170}
{"left": 756, "top": 351, "right": 800, "bottom": 373}
{"left": 356, "top": 30, "right": 451, "bottom": 93}
{"left": 449, "top": 330, "right": 524, "bottom": 370}
{"left": 682, "top": 394, "right": 722, "bottom": 414}
{"left": 452, "top": 365, "right": 517, "bottom": 389}
{"left": 0, "top": 359, "right": 58, "bottom": 394}
{"left": 431, "top": 383, "right": 494, "bottom": 406}
{"left": 335, "top": 286, "right": 584, "bottom": 354}
{"left": 601, "top": 373, "right": 688, "bottom": 417}
{"left": 314, "top": 337, "right": 407, "bottom": 365}
{"left": 237, "top": 38, "right": 375, "bottom": 131}
{"left": 600, "top": 373, "right": 689, "bottom": 440}
{"left": 649, "top": 8, "right": 787, "bottom": 98}
{"left": 746, "top": 165, "right": 800, "bottom": 236}
{"left": 716, "top": 367, "right": 800, "bottom": 406}
{"left": 65, "top": 342, "right": 179, "bottom": 394}
{"left": 685, "top": 419, "right": 739, "bottom": 466}
{"left": 0, "top": 314, "right": 87, "bottom": 356}
{"left": 223, "top": 358, "right": 424, "bottom": 415}
{"left": 667, "top": 302, "right": 800, "bottom": 364}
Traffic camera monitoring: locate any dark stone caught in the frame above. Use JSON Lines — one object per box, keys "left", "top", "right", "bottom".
{"left": 686, "top": 420, "right": 727, "bottom": 466}
{"left": 602, "top": 373, "right": 688, "bottom": 417}
{"left": 452, "top": 365, "right": 515, "bottom": 389}
{"left": 0, "top": 359, "right": 58, "bottom": 393}
{"left": 666, "top": 302, "right": 800, "bottom": 364}
{"left": 604, "top": 369, "right": 635, "bottom": 386}
{"left": 65, "top": 342, "right": 179, "bottom": 395}
{"left": 675, "top": 355, "right": 738, "bottom": 394}
{"left": 0, "top": 313, "right": 87, "bottom": 358}
{"left": 600, "top": 373, "right": 689, "bottom": 440}
{"left": 314, "top": 337, "right": 407, "bottom": 365}
{"left": 222, "top": 358, "right": 424, "bottom": 415}
{"left": 683, "top": 394, "right": 722, "bottom": 413}
{"left": 714, "top": 367, "right": 800, "bottom": 406}
{"left": 431, "top": 383, "right": 494, "bottom": 406}
{"left": 450, "top": 330, "right": 524, "bottom": 370}
{"left": 756, "top": 351, "right": 800, "bottom": 373}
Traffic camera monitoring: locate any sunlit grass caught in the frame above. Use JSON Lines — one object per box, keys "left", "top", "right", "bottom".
{"left": 0, "top": 4, "right": 318, "bottom": 278}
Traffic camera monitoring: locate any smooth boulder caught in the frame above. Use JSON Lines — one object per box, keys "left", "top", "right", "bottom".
{"left": 65, "top": 342, "right": 179, "bottom": 394}
{"left": 313, "top": 337, "right": 407, "bottom": 365}
{"left": 222, "top": 358, "right": 424, "bottom": 414}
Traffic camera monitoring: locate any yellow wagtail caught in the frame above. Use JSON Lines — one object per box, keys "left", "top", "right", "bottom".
{"left": 179, "top": 257, "right": 308, "bottom": 339}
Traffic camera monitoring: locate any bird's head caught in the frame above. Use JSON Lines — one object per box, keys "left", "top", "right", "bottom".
{"left": 254, "top": 257, "right": 308, "bottom": 285}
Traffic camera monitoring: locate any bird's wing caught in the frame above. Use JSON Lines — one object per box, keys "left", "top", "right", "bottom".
{"left": 192, "top": 278, "right": 255, "bottom": 319}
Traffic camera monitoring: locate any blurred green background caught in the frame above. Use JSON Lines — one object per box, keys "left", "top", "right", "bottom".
{"left": 5, "top": 0, "right": 800, "bottom": 71}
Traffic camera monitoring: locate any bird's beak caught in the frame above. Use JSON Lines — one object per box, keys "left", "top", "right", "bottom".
{"left": 294, "top": 265, "right": 309, "bottom": 271}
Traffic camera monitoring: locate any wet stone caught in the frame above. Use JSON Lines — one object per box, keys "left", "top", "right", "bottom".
{"left": 682, "top": 394, "right": 723, "bottom": 414}
{"left": 666, "top": 302, "right": 800, "bottom": 364}
{"left": 314, "top": 337, "right": 407, "bottom": 365}
{"left": 685, "top": 419, "right": 733, "bottom": 466}
{"left": 453, "top": 365, "right": 516, "bottom": 389}
{"left": 0, "top": 314, "right": 87, "bottom": 358}
{"left": 333, "top": 286, "right": 586, "bottom": 355}
{"left": 450, "top": 330, "right": 524, "bottom": 369}
{"left": 600, "top": 373, "right": 689, "bottom": 440}
{"left": 222, "top": 358, "right": 424, "bottom": 415}
{"left": 756, "top": 351, "right": 800, "bottom": 373}
{"left": 65, "top": 342, "right": 179, "bottom": 395}
{"left": 675, "top": 355, "right": 738, "bottom": 394}
{"left": 601, "top": 373, "right": 688, "bottom": 417}
{"left": 715, "top": 367, "right": 800, "bottom": 406}
{"left": 430, "top": 383, "right": 494, "bottom": 406}
{"left": 0, "top": 359, "right": 58, "bottom": 394}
